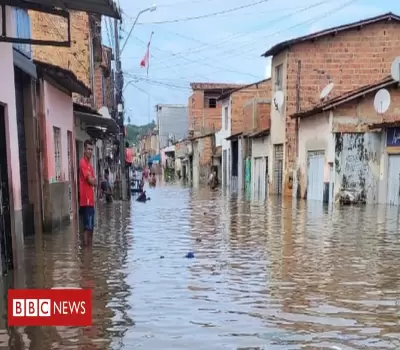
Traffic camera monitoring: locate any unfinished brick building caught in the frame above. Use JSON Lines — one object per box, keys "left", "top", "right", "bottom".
{"left": 188, "top": 82, "right": 243, "bottom": 136}
{"left": 262, "top": 12, "right": 400, "bottom": 196}
{"left": 29, "top": 11, "right": 104, "bottom": 106}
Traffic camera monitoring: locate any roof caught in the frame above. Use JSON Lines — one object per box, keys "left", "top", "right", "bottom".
{"left": 225, "top": 131, "right": 243, "bottom": 140}
{"left": 190, "top": 132, "right": 215, "bottom": 141}
{"left": 218, "top": 78, "right": 271, "bottom": 101}
{"left": 74, "top": 103, "right": 119, "bottom": 136}
{"left": 73, "top": 103, "right": 100, "bottom": 116}
{"left": 155, "top": 104, "right": 187, "bottom": 108}
{"left": 291, "top": 76, "right": 397, "bottom": 119}
{"left": 13, "top": 0, "right": 120, "bottom": 19}
{"left": 262, "top": 12, "right": 400, "bottom": 57}
{"left": 34, "top": 60, "right": 91, "bottom": 97}
{"left": 369, "top": 120, "right": 400, "bottom": 129}
{"left": 248, "top": 128, "right": 270, "bottom": 138}
{"left": 190, "top": 82, "right": 244, "bottom": 92}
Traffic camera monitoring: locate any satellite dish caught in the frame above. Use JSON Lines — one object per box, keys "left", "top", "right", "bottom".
{"left": 391, "top": 57, "right": 400, "bottom": 81}
{"left": 374, "top": 88, "right": 391, "bottom": 114}
{"left": 320, "top": 82, "right": 334, "bottom": 100}
{"left": 273, "top": 91, "right": 284, "bottom": 112}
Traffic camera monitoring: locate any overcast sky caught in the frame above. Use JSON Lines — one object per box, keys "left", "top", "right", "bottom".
{"left": 102, "top": 0, "right": 397, "bottom": 126}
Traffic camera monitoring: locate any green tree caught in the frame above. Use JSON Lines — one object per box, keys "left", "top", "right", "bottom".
{"left": 125, "top": 121, "right": 156, "bottom": 145}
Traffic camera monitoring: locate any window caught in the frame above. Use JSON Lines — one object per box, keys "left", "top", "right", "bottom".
{"left": 53, "top": 127, "right": 62, "bottom": 182}
{"left": 275, "top": 64, "right": 283, "bottom": 91}
{"left": 204, "top": 96, "right": 217, "bottom": 108}
{"left": 224, "top": 106, "right": 228, "bottom": 130}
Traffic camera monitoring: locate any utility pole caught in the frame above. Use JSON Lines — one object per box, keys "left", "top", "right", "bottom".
{"left": 114, "top": 18, "right": 128, "bottom": 201}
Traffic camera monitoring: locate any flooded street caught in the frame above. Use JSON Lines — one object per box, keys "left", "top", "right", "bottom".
{"left": 2, "top": 181, "right": 400, "bottom": 349}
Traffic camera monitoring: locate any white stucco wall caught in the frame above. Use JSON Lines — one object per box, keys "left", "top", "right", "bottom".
{"left": 219, "top": 98, "right": 232, "bottom": 189}
{"left": 269, "top": 51, "right": 287, "bottom": 193}
{"left": 252, "top": 136, "right": 270, "bottom": 158}
{"left": 270, "top": 51, "right": 287, "bottom": 146}
{"left": 296, "top": 111, "right": 334, "bottom": 198}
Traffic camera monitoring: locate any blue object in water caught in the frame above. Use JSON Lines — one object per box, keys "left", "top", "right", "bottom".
{"left": 185, "top": 252, "right": 195, "bottom": 259}
{"left": 160, "top": 255, "right": 165, "bottom": 259}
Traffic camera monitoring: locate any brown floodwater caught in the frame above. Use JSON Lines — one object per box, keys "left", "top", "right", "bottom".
{"left": 1, "top": 180, "right": 400, "bottom": 349}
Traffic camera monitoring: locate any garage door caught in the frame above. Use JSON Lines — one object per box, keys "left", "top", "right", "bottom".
{"left": 307, "top": 150, "right": 325, "bottom": 201}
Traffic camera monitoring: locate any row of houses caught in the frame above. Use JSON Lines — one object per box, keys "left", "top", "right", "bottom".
{"left": 161, "top": 12, "right": 400, "bottom": 207}
{"left": 0, "top": 0, "right": 122, "bottom": 272}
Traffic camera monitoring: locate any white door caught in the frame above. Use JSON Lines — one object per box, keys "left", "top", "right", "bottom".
{"left": 253, "top": 157, "right": 266, "bottom": 196}
{"left": 387, "top": 155, "right": 400, "bottom": 205}
{"left": 307, "top": 151, "right": 325, "bottom": 201}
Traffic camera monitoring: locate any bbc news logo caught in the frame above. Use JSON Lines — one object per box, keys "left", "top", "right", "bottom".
{"left": 8, "top": 289, "right": 92, "bottom": 326}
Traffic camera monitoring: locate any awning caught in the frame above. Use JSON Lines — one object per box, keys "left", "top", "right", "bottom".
{"left": 4, "top": 0, "right": 121, "bottom": 19}
{"left": 369, "top": 121, "right": 400, "bottom": 130}
{"left": 35, "top": 60, "right": 90, "bottom": 97}
{"left": 74, "top": 103, "right": 119, "bottom": 136}
{"left": 13, "top": 49, "right": 37, "bottom": 78}
{"left": 225, "top": 131, "right": 243, "bottom": 141}
{"left": 148, "top": 154, "right": 161, "bottom": 163}
{"left": 248, "top": 128, "right": 270, "bottom": 138}
{"left": 163, "top": 145, "right": 175, "bottom": 153}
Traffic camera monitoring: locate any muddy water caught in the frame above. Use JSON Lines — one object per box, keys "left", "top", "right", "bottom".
{"left": 1, "top": 182, "right": 400, "bottom": 349}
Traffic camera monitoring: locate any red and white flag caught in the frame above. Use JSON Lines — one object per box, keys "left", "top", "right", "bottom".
{"left": 140, "top": 31, "right": 154, "bottom": 76}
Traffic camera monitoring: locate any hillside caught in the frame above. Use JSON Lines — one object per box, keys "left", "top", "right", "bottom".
{"left": 125, "top": 121, "right": 156, "bottom": 144}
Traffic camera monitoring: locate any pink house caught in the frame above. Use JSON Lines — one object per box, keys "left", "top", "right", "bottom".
{"left": 0, "top": 6, "right": 40, "bottom": 273}
{"left": 34, "top": 60, "right": 91, "bottom": 232}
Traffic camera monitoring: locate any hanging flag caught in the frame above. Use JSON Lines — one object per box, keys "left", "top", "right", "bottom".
{"left": 140, "top": 31, "right": 154, "bottom": 76}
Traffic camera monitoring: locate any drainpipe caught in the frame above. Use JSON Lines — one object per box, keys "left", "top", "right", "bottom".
{"left": 294, "top": 60, "right": 301, "bottom": 198}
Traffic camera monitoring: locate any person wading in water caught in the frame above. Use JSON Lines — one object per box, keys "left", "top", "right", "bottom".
{"left": 208, "top": 166, "right": 218, "bottom": 189}
{"left": 79, "top": 139, "right": 97, "bottom": 247}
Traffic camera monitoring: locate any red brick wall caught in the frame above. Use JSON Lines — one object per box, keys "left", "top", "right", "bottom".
{"left": 188, "top": 91, "right": 222, "bottom": 135}
{"left": 231, "top": 79, "right": 271, "bottom": 134}
{"left": 285, "top": 21, "right": 400, "bottom": 171}
{"left": 258, "top": 102, "right": 271, "bottom": 130}
{"left": 30, "top": 11, "right": 91, "bottom": 88}
{"left": 331, "top": 84, "right": 400, "bottom": 132}
{"left": 199, "top": 136, "right": 213, "bottom": 166}
{"left": 242, "top": 103, "right": 253, "bottom": 134}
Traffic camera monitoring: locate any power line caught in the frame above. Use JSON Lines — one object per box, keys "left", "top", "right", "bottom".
{"left": 135, "top": 0, "right": 271, "bottom": 25}
{"left": 147, "top": 0, "right": 354, "bottom": 73}
{"left": 143, "top": 0, "right": 337, "bottom": 73}
{"left": 125, "top": 35, "right": 259, "bottom": 79}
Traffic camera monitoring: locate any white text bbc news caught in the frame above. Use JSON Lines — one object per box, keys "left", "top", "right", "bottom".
{"left": 12, "top": 299, "right": 87, "bottom": 317}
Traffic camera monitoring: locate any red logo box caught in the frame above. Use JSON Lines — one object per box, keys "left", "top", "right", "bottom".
{"left": 8, "top": 289, "right": 92, "bottom": 326}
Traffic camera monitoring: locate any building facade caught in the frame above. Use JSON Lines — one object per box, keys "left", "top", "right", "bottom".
{"left": 292, "top": 77, "right": 400, "bottom": 206}
{"left": 216, "top": 79, "right": 271, "bottom": 192}
{"left": 156, "top": 104, "right": 188, "bottom": 149}
{"left": 262, "top": 12, "right": 400, "bottom": 196}
{"left": 188, "top": 82, "right": 243, "bottom": 137}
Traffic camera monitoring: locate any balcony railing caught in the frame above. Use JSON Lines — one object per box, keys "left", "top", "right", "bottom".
{"left": 12, "top": 8, "right": 32, "bottom": 58}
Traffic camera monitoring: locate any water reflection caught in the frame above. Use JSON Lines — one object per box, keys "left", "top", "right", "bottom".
{"left": 0, "top": 182, "right": 400, "bottom": 349}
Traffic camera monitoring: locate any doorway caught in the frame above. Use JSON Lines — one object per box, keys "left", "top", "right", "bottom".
{"left": 0, "top": 106, "right": 13, "bottom": 274}
{"left": 307, "top": 150, "right": 325, "bottom": 201}
{"left": 387, "top": 154, "right": 400, "bottom": 206}
{"left": 273, "top": 144, "right": 283, "bottom": 195}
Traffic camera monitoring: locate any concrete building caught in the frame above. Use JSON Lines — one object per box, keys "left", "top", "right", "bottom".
{"left": 216, "top": 79, "right": 271, "bottom": 192}
{"left": 293, "top": 76, "right": 400, "bottom": 205}
{"left": 156, "top": 104, "right": 188, "bottom": 149}
{"left": 261, "top": 12, "right": 400, "bottom": 197}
